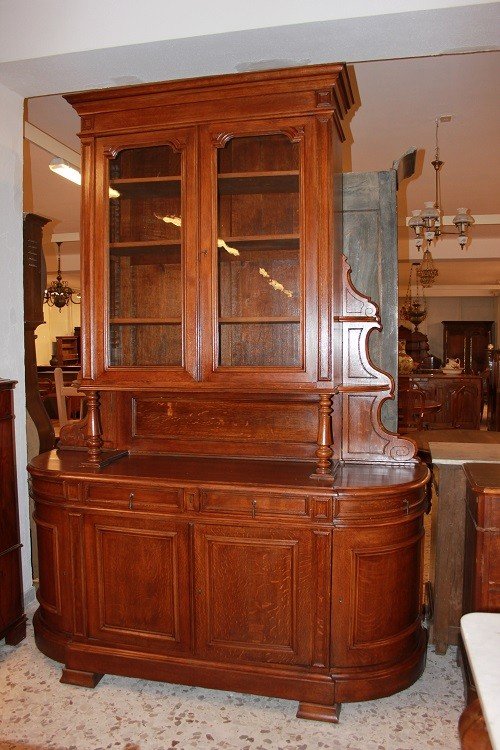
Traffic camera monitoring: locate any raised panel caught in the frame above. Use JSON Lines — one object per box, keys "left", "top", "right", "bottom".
{"left": 35, "top": 518, "right": 62, "bottom": 615}
{"left": 352, "top": 541, "right": 421, "bottom": 645}
{"left": 332, "top": 520, "right": 424, "bottom": 668}
{"left": 0, "top": 549, "right": 23, "bottom": 632}
{"left": 86, "top": 517, "right": 190, "bottom": 653}
{"left": 195, "top": 524, "right": 316, "bottom": 665}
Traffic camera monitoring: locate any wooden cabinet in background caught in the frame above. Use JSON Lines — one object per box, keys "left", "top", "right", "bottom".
{"left": 54, "top": 335, "right": 79, "bottom": 367}
{"left": 0, "top": 380, "right": 26, "bottom": 645}
{"left": 463, "top": 463, "right": 500, "bottom": 614}
{"left": 29, "top": 64, "right": 428, "bottom": 723}
{"left": 443, "top": 320, "right": 493, "bottom": 375}
{"left": 23, "top": 213, "right": 55, "bottom": 454}
{"left": 400, "top": 373, "right": 482, "bottom": 429}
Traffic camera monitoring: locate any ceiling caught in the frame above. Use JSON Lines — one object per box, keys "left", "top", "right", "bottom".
{"left": 4, "top": 1, "right": 494, "bottom": 295}
{"left": 24, "top": 48, "right": 500, "bottom": 294}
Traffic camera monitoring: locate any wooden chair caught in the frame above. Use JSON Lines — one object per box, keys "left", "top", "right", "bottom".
{"left": 54, "top": 367, "right": 85, "bottom": 427}
{"left": 398, "top": 385, "right": 427, "bottom": 433}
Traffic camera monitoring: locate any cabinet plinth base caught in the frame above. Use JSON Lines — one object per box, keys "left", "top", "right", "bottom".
{"left": 60, "top": 668, "right": 104, "bottom": 688}
{"left": 3, "top": 616, "right": 27, "bottom": 645}
{"left": 296, "top": 701, "right": 341, "bottom": 723}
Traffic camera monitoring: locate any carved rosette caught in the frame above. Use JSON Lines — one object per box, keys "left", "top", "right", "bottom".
{"left": 337, "top": 255, "right": 417, "bottom": 464}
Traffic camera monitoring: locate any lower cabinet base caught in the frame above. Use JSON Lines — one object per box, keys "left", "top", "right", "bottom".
{"left": 60, "top": 668, "right": 104, "bottom": 688}
{"left": 34, "top": 609, "right": 428, "bottom": 723}
{"left": 296, "top": 701, "right": 341, "bottom": 723}
{"left": 1, "top": 615, "right": 27, "bottom": 646}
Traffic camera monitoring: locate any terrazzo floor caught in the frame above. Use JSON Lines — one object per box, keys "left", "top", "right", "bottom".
{"left": 1, "top": 609, "right": 464, "bottom": 750}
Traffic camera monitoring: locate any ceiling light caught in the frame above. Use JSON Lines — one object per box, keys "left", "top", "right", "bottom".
{"left": 49, "top": 157, "right": 120, "bottom": 198}
{"left": 49, "top": 157, "right": 81, "bottom": 185}
{"left": 44, "top": 242, "right": 81, "bottom": 310}
{"left": 409, "top": 116, "right": 475, "bottom": 288}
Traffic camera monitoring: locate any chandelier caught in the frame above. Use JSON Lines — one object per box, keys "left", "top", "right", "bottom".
{"left": 400, "top": 262, "right": 427, "bottom": 331}
{"left": 408, "top": 115, "right": 475, "bottom": 288}
{"left": 44, "top": 242, "right": 81, "bottom": 310}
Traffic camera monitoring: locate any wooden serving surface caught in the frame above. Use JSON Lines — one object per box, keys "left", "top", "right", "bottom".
{"left": 30, "top": 449, "right": 428, "bottom": 494}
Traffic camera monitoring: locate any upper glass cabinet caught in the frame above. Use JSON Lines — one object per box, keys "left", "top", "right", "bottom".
{"left": 215, "top": 133, "right": 302, "bottom": 369}
{"left": 107, "top": 144, "right": 183, "bottom": 367}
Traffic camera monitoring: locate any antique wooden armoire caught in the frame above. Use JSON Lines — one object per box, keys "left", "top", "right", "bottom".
{"left": 29, "top": 64, "right": 428, "bottom": 723}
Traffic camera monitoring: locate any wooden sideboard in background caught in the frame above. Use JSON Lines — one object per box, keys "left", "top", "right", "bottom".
{"left": 443, "top": 321, "right": 493, "bottom": 375}
{"left": 399, "top": 373, "right": 483, "bottom": 430}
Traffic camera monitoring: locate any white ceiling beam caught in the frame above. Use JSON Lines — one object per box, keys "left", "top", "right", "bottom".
{"left": 24, "top": 122, "right": 80, "bottom": 167}
{"left": 50, "top": 232, "right": 80, "bottom": 243}
{"left": 398, "top": 284, "right": 500, "bottom": 297}
{"left": 405, "top": 214, "right": 500, "bottom": 226}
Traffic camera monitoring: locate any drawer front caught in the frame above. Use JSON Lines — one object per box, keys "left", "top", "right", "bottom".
{"left": 84, "top": 483, "right": 183, "bottom": 513}
{"left": 200, "top": 489, "right": 310, "bottom": 519}
{"left": 32, "top": 478, "right": 66, "bottom": 501}
{"left": 336, "top": 489, "right": 426, "bottom": 521}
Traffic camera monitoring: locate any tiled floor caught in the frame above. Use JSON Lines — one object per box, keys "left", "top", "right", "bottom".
{"left": 0, "top": 609, "right": 464, "bottom": 750}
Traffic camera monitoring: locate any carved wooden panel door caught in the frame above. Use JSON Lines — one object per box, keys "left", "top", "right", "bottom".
{"left": 193, "top": 523, "right": 324, "bottom": 666}
{"left": 83, "top": 514, "right": 191, "bottom": 653}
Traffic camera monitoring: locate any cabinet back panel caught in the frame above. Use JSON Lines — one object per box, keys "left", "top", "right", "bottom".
{"left": 218, "top": 135, "right": 299, "bottom": 172}
{"left": 129, "top": 394, "right": 317, "bottom": 459}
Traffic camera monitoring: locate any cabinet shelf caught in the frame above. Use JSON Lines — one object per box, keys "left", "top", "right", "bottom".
{"left": 110, "top": 177, "right": 181, "bottom": 198}
{"left": 109, "top": 242, "right": 181, "bottom": 262}
{"left": 110, "top": 318, "right": 182, "bottom": 325}
{"left": 219, "top": 316, "right": 300, "bottom": 324}
{"left": 219, "top": 234, "right": 299, "bottom": 250}
{"left": 110, "top": 240, "right": 180, "bottom": 249}
{"left": 218, "top": 171, "right": 299, "bottom": 195}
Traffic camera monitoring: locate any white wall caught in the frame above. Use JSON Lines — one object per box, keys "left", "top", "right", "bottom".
{"left": 399, "top": 295, "right": 497, "bottom": 359}
{"left": 36, "top": 299, "right": 81, "bottom": 366}
{"left": 0, "top": 82, "right": 32, "bottom": 595}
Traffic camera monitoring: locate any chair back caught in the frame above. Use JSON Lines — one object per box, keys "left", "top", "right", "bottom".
{"left": 54, "top": 367, "right": 84, "bottom": 427}
{"left": 398, "top": 385, "right": 426, "bottom": 432}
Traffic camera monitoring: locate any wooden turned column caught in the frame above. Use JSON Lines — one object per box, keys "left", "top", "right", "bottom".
{"left": 311, "top": 394, "right": 334, "bottom": 478}
{"left": 85, "top": 391, "right": 103, "bottom": 465}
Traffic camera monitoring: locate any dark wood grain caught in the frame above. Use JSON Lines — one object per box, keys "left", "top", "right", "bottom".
{"left": 463, "top": 463, "right": 500, "bottom": 614}
{"left": 0, "top": 380, "right": 26, "bottom": 644}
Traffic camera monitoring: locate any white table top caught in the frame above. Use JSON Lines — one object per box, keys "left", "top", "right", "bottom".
{"left": 429, "top": 442, "right": 500, "bottom": 465}
{"left": 461, "top": 612, "right": 500, "bottom": 750}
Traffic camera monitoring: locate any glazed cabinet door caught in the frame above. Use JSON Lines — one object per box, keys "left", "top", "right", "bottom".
{"left": 83, "top": 513, "right": 191, "bottom": 654}
{"left": 194, "top": 523, "right": 331, "bottom": 667}
{"left": 198, "top": 118, "right": 327, "bottom": 387}
{"left": 83, "top": 129, "right": 198, "bottom": 388}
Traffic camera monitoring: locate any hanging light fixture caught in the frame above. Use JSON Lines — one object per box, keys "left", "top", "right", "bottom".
{"left": 400, "top": 262, "right": 427, "bottom": 331}
{"left": 409, "top": 115, "right": 475, "bottom": 287}
{"left": 44, "top": 242, "right": 81, "bottom": 310}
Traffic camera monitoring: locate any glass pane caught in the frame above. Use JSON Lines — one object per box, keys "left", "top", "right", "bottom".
{"left": 108, "top": 145, "right": 183, "bottom": 367}
{"left": 217, "top": 134, "right": 301, "bottom": 368}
